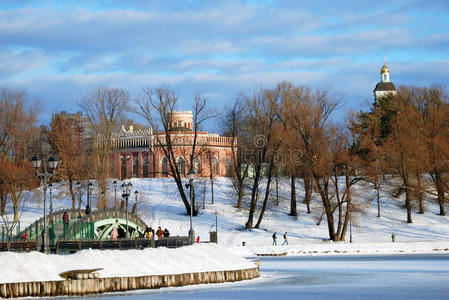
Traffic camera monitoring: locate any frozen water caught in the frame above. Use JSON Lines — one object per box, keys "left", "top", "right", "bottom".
{"left": 80, "top": 254, "right": 449, "bottom": 300}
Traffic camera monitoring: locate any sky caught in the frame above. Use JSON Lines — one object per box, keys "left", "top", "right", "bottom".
{"left": 1, "top": 0, "right": 449, "bottom": 125}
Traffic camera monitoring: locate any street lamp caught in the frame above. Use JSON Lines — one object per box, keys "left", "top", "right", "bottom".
{"left": 186, "top": 170, "right": 195, "bottom": 243}
{"left": 215, "top": 211, "right": 218, "bottom": 244}
{"left": 48, "top": 183, "right": 53, "bottom": 224}
{"left": 87, "top": 181, "right": 93, "bottom": 214}
{"left": 113, "top": 180, "right": 118, "bottom": 210}
{"left": 31, "top": 151, "right": 59, "bottom": 253}
{"left": 76, "top": 181, "right": 82, "bottom": 217}
{"left": 121, "top": 181, "right": 133, "bottom": 238}
{"left": 100, "top": 191, "right": 104, "bottom": 210}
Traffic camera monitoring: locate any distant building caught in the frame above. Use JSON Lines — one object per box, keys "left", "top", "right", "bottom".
{"left": 107, "top": 111, "right": 235, "bottom": 179}
{"left": 373, "top": 60, "right": 397, "bottom": 103}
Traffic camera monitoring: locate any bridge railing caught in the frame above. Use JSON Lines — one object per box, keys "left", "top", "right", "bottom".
{"left": 56, "top": 236, "right": 192, "bottom": 253}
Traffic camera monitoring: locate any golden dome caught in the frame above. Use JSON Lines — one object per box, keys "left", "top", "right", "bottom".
{"left": 380, "top": 62, "right": 389, "bottom": 74}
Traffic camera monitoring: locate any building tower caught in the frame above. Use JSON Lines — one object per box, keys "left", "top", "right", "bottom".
{"left": 373, "top": 59, "right": 397, "bottom": 103}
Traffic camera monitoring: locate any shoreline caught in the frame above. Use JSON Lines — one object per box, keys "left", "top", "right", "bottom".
{"left": 0, "top": 267, "right": 260, "bottom": 298}
{"left": 231, "top": 240, "right": 449, "bottom": 257}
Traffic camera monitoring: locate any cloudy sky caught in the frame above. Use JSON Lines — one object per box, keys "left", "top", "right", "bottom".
{"left": 1, "top": 0, "right": 449, "bottom": 125}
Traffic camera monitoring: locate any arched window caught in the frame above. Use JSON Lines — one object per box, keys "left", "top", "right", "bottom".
{"left": 213, "top": 155, "right": 218, "bottom": 175}
{"left": 177, "top": 157, "right": 185, "bottom": 176}
{"left": 143, "top": 156, "right": 149, "bottom": 177}
{"left": 383, "top": 74, "right": 387, "bottom": 81}
{"left": 193, "top": 157, "right": 201, "bottom": 174}
{"left": 121, "top": 155, "right": 128, "bottom": 180}
{"left": 225, "top": 158, "right": 231, "bottom": 177}
{"left": 162, "top": 156, "right": 168, "bottom": 175}
{"left": 133, "top": 157, "right": 139, "bottom": 177}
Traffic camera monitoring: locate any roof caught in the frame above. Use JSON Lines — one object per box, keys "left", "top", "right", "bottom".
{"left": 374, "top": 82, "right": 396, "bottom": 92}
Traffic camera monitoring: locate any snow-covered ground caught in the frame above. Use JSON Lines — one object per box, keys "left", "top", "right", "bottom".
{"left": 14, "top": 177, "right": 449, "bottom": 250}
{"left": 3, "top": 177, "right": 449, "bottom": 284}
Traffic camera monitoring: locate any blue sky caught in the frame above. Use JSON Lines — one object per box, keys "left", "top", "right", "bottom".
{"left": 1, "top": 0, "right": 449, "bottom": 125}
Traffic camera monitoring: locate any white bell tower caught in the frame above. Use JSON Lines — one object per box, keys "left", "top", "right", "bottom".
{"left": 373, "top": 57, "right": 397, "bottom": 102}
{"left": 380, "top": 57, "right": 390, "bottom": 82}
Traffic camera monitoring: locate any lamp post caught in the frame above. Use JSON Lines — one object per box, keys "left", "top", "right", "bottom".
{"left": 186, "top": 170, "right": 195, "bottom": 243}
{"left": 113, "top": 180, "right": 118, "bottom": 210}
{"left": 48, "top": 183, "right": 53, "bottom": 224}
{"left": 31, "top": 151, "right": 59, "bottom": 253}
{"left": 87, "top": 181, "right": 93, "bottom": 214}
{"left": 121, "top": 181, "right": 133, "bottom": 238}
{"left": 76, "top": 181, "right": 82, "bottom": 217}
{"left": 215, "top": 211, "right": 218, "bottom": 244}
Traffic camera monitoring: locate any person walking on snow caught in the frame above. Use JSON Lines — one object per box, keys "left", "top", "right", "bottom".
{"left": 282, "top": 232, "right": 288, "bottom": 246}
{"left": 272, "top": 232, "right": 277, "bottom": 245}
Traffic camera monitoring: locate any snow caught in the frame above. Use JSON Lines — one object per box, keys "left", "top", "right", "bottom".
{"left": 3, "top": 176, "right": 449, "bottom": 284}
{"left": 0, "top": 243, "right": 256, "bottom": 284}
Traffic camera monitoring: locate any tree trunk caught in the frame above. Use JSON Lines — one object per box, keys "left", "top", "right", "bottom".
{"left": 236, "top": 181, "right": 244, "bottom": 209}
{"left": 303, "top": 172, "right": 312, "bottom": 214}
{"left": 339, "top": 175, "right": 352, "bottom": 241}
{"left": 69, "top": 180, "right": 76, "bottom": 209}
{"left": 245, "top": 166, "right": 262, "bottom": 229}
{"left": 314, "top": 175, "right": 337, "bottom": 241}
{"left": 0, "top": 192, "right": 6, "bottom": 215}
{"left": 276, "top": 174, "right": 279, "bottom": 206}
{"left": 403, "top": 176, "right": 413, "bottom": 223}
{"left": 255, "top": 164, "right": 274, "bottom": 228}
{"left": 416, "top": 172, "right": 424, "bottom": 214}
{"left": 173, "top": 176, "right": 194, "bottom": 216}
{"left": 435, "top": 172, "right": 445, "bottom": 216}
{"left": 290, "top": 175, "right": 297, "bottom": 217}
{"left": 376, "top": 182, "right": 381, "bottom": 218}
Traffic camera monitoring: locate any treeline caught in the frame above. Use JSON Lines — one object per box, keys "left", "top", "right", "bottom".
{"left": 222, "top": 82, "right": 449, "bottom": 241}
{"left": 0, "top": 82, "right": 448, "bottom": 242}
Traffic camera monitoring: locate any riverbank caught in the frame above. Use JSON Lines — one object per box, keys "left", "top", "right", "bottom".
{"left": 230, "top": 240, "right": 449, "bottom": 257}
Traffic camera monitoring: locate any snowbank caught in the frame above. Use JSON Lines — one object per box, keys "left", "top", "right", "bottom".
{"left": 0, "top": 244, "right": 256, "bottom": 284}
{"left": 230, "top": 241, "right": 449, "bottom": 257}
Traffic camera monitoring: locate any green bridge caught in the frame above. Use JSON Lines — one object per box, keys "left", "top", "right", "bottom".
{"left": 18, "top": 208, "right": 149, "bottom": 248}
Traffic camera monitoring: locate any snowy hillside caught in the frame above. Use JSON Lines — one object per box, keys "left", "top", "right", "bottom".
{"left": 16, "top": 177, "right": 449, "bottom": 255}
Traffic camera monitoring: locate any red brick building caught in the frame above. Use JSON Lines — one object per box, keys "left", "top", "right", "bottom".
{"left": 108, "top": 111, "right": 235, "bottom": 179}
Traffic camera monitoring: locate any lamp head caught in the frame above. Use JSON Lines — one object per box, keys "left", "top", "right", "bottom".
{"left": 121, "top": 182, "right": 128, "bottom": 194}
{"left": 48, "top": 183, "right": 53, "bottom": 190}
{"left": 31, "top": 155, "right": 42, "bottom": 169}
{"left": 48, "top": 156, "right": 58, "bottom": 169}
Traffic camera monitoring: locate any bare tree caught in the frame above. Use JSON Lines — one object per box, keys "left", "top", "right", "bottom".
{"left": 135, "top": 86, "right": 216, "bottom": 216}
{"left": 420, "top": 86, "right": 449, "bottom": 215}
{"left": 220, "top": 99, "right": 249, "bottom": 209}
{"left": 0, "top": 88, "right": 39, "bottom": 224}
{"left": 79, "top": 85, "right": 129, "bottom": 209}
{"left": 49, "top": 113, "right": 88, "bottom": 209}
{"left": 243, "top": 85, "right": 280, "bottom": 229}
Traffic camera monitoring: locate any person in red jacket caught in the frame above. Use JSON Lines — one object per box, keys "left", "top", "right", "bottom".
{"left": 196, "top": 236, "right": 200, "bottom": 243}
{"left": 156, "top": 226, "right": 164, "bottom": 238}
